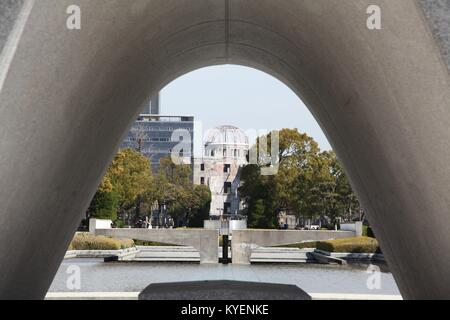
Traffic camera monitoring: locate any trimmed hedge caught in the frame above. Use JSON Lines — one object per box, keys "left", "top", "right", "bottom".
{"left": 119, "top": 238, "right": 135, "bottom": 249}
{"left": 70, "top": 233, "right": 135, "bottom": 250}
{"left": 133, "top": 240, "right": 179, "bottom": 247}
{"left": 316, "top": 236, "right": 379, "bottom": 253}
{"left": 274, "top": 241, "right": 318, "bottom": 249}
{"left": 275, "top": 237, "right": 380, "bottom": 253}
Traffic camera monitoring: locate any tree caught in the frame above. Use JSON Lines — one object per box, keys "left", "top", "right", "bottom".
{"left": 325, "top": 151, "right": 361, "bottom": 223}
{"left": 87, "top": 148, "right": 155, "bottom": 226}
{"left": 269, "top": 129, "right": 322, "bottom": 218}
{"left": 155, "top": 157, "right": 211, "bottom": 227}
{"left": 159, "top": 157, "right": 191, "bottom": 186}
{"left": 87, "top": 176, "right": 119, "bottom": 221}
{"left": 248, "top": 199, "right": 266, "bottom": 229}
{"left": 188, "top": 185, "right": 212, "bottom": 227}
{"left": 106, "top": 149, "right": 153, "bottom": 211}
{"left": 128, "top": 123, "right": 149, "bottom": 153}
{"left": 239, "top": 164, "right": 277, "bottom": 229}
{"left": 240, "top": 128, "right": 361, "bottom": 229}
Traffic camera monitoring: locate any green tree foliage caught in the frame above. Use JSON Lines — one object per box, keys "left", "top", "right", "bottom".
{"left": 248, "top": 199, "right": 268, "bottom": 229}
{"left": 87, "top": 174, "right": 117, "bottom": 220}
{"left": 87, "top": 149, "right": 153, "bottom": 222}
{"left": 239, "top": 165, "right": 276, "bottom": 228}
{"left": 188, "top": 185, "right": 212, "bottom": 228}
{"left": 240, "top": 129, "right": 361, "bottom": 229}
{"left": 106, "top": 148, "right": 153, "bottom": 211}
{"left": 87, "top": 152, "right": 211, "bottom": 227}
{"left": 88, "top": 190, "right": 119, "bottom": 220}
{"left": 156, "top": 157, "right": 211, "bottom": 227}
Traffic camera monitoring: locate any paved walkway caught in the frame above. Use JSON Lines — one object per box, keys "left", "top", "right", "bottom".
{"left": 45, "top": 291, "right": 402, "bottom": 300}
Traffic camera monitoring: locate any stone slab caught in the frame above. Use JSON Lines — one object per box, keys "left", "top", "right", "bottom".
{"left": 139, "top": 280, "right": 311, "bottom": 300}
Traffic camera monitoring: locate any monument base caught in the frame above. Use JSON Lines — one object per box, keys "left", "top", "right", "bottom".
{"left": 139, "top": 280, "right": 311, "bottom": 300}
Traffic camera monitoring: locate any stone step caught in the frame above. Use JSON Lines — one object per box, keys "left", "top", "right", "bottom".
{"left": 309, "top": 251, "right": 347, "bottom": 265}
{"left": 136, "top": 246, "right": 197, "bottom": 252}
{"left": 134, "top": 258, "right": 201, "bottom": 262}
{"left": 250, "top": 247, "right": 314, "bottom": 263}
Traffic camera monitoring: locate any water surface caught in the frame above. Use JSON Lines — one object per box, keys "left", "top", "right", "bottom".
{"left": 50, "top": 259, "right": 400, "bottom": 296}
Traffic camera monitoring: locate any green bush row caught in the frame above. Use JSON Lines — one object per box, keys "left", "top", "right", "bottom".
{"left": 273, "top": 237, "right": 380, "bottom": 253}
{"left": 316, "top": 236, "right": 380, "bottom": 253}
{"left": 69, "top": 233, "right": 135, "bottom": 250}
{"left": 133, "top": 240, "right": 179, "bottom": 247}
{"left": 274, "top": 241, "right": 318, "bottom": 249}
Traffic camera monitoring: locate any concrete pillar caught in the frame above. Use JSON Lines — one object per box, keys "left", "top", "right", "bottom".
{"left": 95, "top": 228, "right": 219, "bottom": 264}
{"left": 355, "top": 222, "right": 363, "bottom": 238}
{"left": 88, "top": 219, "right": 112, "bottom": 234}
{"left": 0, "top": 0, "right": 449, "bottom": 300}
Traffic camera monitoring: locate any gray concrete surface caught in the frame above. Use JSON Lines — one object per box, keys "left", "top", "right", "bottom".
{"left": 95, "top": 228, "right": 219, "bottom": 264}
{"left": 309, "top": 251, "right": 347, "bottom": 265}
{"left": 0, "top": 0, "right": 26, "bottom": 53}
{"left": 65, "top": 248, "right": 139, "bottom": 261}
{"left": 0, "top": 0, "right": 450, "bottom": 299}
{"left": 44, "top": 292, "right": 403, "bottom": 301}
{"left": 134, "top": 246, "right": 233, "bottom": 262}
{"left": 417, "top": 0, "right": 450, "bottom": 68}
{"left": 250, "top": 247, "right": 314, "bottom": 264}
{"left": 232, "top": 230, "right": 355, "bottom": 264}
{"left": 133, "top": 246, "right": 201, "bottom": 263}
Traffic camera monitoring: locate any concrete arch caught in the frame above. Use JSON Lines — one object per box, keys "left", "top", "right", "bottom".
{"left": 0, "top": 0, "right": 449, "bottom": 299}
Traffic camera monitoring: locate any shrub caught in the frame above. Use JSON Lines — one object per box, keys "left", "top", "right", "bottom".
{"left": 316, "top": 236, "right": 379, "bottom": 253}
{"left": 133, "top": 240, "right": 178, "bottom": 247}
{"left": 88, "top": 190, "right": 119, "bottom": 221}
{"left": 363, "top": 225, "right": 376, "bottom": 238}
{"left": 118, "top": 238, "right": 136, "bottom": 249}
{"left": 70, "top": 233, "right": 134, "bottom": 250}
{"left": 274, "top": 241, "right": 318, "bottom": 249}
{"left": 113, "top": 220, "right": 128, "bottom": 229}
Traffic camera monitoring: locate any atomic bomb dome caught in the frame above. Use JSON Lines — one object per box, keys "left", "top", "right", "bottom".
{"left": 194, "top": 125, "right": 250, "bottom": 217}
{"left": 205, "top": 125, "right": 249, "bottom": 147}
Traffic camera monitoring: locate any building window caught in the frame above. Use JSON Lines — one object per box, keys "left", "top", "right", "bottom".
{"left": 224, "top": 182, "right": 232, "bottom": 194}
{"left": 200, "top": 177, "right": 205, "bottom": 185}
{"left": 224, "top": 202, "right": 231, "bottom": 215}
{"left": 224, "top": 164, "right": 231, "bottom": 173}
{"left": 201, "top": 164, "right": 205, "bottom": 171}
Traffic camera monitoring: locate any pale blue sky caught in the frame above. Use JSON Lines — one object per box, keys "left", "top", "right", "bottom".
{"left": 161, "top": 65, "right": 332, "bottom": 151}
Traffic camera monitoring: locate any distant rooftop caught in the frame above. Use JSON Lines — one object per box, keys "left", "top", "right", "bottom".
{"left": 205, "top": 125, "right": 249, "bottom": 146}
{"left": 137, "top": 115, "right": 194, "bottom": 122}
